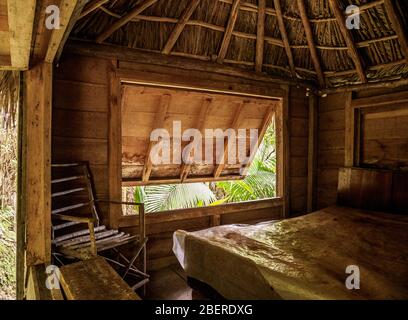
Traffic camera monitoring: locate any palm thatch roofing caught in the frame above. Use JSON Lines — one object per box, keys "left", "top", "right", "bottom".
{"left": 0, "top": 71, "right": 19, "bottom": 130}
{"left": 71, "top": 0, "right": 408, "bottom": 89}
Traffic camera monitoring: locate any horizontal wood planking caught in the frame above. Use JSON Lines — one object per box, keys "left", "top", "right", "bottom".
{"left": 52, "top": 55, "right": 110, "bottom": 222}
{"left": 317, "top": 87, "right": 408, "bottom": 209}
{"left": 289, "top": 89, "right": 309, "bottom": 214}
{"left": 317, "top": 92, "right": 347, "bottom": 208}
{"left": 119, "top": 198, "right": 283, "bottom": 228}
{"left": 360, "top": 99, "right": 408, "bottom": 169}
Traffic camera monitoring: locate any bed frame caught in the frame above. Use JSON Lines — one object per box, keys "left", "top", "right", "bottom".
{"left": 337, "top": 167, "right": 408, "bottom": 214}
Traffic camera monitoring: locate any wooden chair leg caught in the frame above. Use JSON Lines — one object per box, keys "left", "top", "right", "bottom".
{"left": 122, "top": 238, "right": 148, "bottom": 278}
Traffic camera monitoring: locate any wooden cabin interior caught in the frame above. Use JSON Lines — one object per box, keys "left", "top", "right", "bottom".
{"left": 0, "top": 0, "right": 407, "bottom": 300}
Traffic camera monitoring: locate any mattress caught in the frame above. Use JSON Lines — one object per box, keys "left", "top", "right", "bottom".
{"left": 173, "top": 206, "right": 408, "bottom": 300}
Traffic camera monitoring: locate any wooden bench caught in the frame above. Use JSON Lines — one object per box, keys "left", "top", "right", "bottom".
{"left": 59, "top": 257, "right": 141, "bottom": 300}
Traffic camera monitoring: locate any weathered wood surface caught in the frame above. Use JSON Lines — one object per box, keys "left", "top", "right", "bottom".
{"left": 60, "top": 257, "right": 140, "bottom": 300}
{"left": 26, "top": 264, "right": 63, "bottom": 300}
{"left": 24, "top": 62, "right": 52, "bottom": 265}
{"left": 338, "top": 167, "right": 408, "bottom": 213}
{"left": 317, "top": 86, "right": 408, "bottom": 209}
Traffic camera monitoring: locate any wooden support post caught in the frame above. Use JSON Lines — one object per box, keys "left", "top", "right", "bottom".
{"left": 255, "top": 0, "right": 266, "bottom": 73}
{"left": 307, "top": 93, "right": 317, "bottom": 212}
{"left": 16, "top": 73, "right": 25, "bottom": 300}
{"left": 217, "top": 0, "right": 241, "bottom": 63}
{"left": 23, "top": 62, "right": 52, "bottom": 267}
{"left": 210, "top": 214, "right": 221, "bottom": 227}
{"left": 276, "top": 87, "right": 290, "bottom": 217}
{"left": 108, "top": 62, "right": 122, "bottom": 229}
{"left": 344, "top": 92, "right": 354, "bottom": 167}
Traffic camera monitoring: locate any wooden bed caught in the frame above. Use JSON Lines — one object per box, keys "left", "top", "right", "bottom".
{"left": 173, "top": 168, "right": 408, "bottom": 300}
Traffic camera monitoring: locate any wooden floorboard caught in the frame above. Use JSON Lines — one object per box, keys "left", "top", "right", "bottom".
{"left": 145, "top": 264, "right": 208, "bottom": 300}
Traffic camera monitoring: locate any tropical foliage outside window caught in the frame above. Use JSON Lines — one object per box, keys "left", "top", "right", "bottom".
{"left": 123, "top": 124, "right": 276, "bottom": 214}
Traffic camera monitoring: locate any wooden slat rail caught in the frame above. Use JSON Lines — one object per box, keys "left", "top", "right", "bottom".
{"left": 51, "top": 202, "right": 90, "bottom": 214}
{"left": 51, "top": 175, "right": 84, "bottom": 184}
{"left": 119, "top": 197, "right": 283, "bottom": 227}
{"left": 52, "top": 188, "right": 85, "bottom": 198}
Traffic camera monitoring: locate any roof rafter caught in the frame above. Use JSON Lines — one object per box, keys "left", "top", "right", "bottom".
{"left": 46, "top": 0, "right": 90, "bottom": 64}
{"left": 255, "top": 0, "right": 266, "bottom": 73}
{"left": 180, "top": 98, "right": 213, "bottom": 182}
{"left": 329, "top": 0, "right": 367, "bottom": 83}
{"left": 217, "top": 0, "right": 241, "bottom": 64}
{"left": 162, "top": 0, "right": 201, "bottom": 55}
{"left": 296, "top": 0, "right": 326, "bottom": 88}
{"left": 7, "top": 0, "right": 36, "bottom": 69}
{"left": 214, "top": 101, "right": 246, "bottom": 178}
{"left": 96, "top": 0, "right": 159, "bottom": 43}
{"left": 383, "top": 0, "right": 408, "bottom": 62}
{"left": 142, "top": 94, "right": 171, "bottom": 182}
{"left": 273, "top": 0, "right": 297, "bottom": 79}
{"left": 79, "top": 0, "right": 109, "bottom": 20}
{"left": 241, "top": 104, "right": 275, "bottom": 176}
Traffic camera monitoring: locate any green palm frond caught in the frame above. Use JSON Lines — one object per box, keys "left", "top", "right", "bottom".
{"left": 141, "top": 183, "right": 216, "bottom": 213}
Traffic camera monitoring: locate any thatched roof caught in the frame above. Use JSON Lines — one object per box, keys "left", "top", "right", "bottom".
{"left": 0, "top": 71, "right": 19, "bottom": 130}
{"left": 70, "top": 0, "right": 408, "bottom": 89}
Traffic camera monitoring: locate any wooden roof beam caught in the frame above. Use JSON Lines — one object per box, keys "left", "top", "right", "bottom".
{"left": 296, "top": 0, "right": 326, "bottom": 88}
{"left": 241, "top": 104, "right": 275, "bottom": 176}
{"left": 162, "top": 0, "right": 201, "bottom": 55}
{"left": 255, "top": 0, "right": 266, "bottom": 73}
{"left": 142, "top": 94, "right": 171, "bottom": 182}
{"left": 214, "top": 102, "right": 246, "bottom": 178}
{"left": 7, "top": 0, "right": 36, "bottom": 69}
{"left": 329, "top": 0, "right": 367, "bottom": 83}
{"left": 273, "top": 0, "right": 297, "bottom": 79}
{"left": 383, "top": 0, "right": 408, "bottom": 62}
{"left": 180, "top": 98, "right": 212, "bottom": 182}
{"left": 217, "top": 0, "right": 241, "bottom": 64}
{"left": 46, "top": 0, "right": 89, "bottom": 64}
{"left": 96, "top": 0, "right": 158, "bottom": 43}
{"left": 79, "top": 0, "right": 109, "bottom": 20}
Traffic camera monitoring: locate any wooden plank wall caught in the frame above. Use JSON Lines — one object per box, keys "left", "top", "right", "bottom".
{"left": 52, "top": 54, "right": 111, "bottom": 224}
{"left": 317, "top": 92, "right": 347, "bottom": 208}
{"left": 289, "top": 88, "right": 309, "bottom": 214}
{"left": 52, "top": 52, "right": 312, "bottom": 269}
{"left": 316, "top": 86, "right": 408, "bottom": 209}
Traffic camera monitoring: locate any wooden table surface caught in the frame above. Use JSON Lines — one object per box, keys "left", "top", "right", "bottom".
{"left": 59, "top": 256, "right": 141, "bottom": 300}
